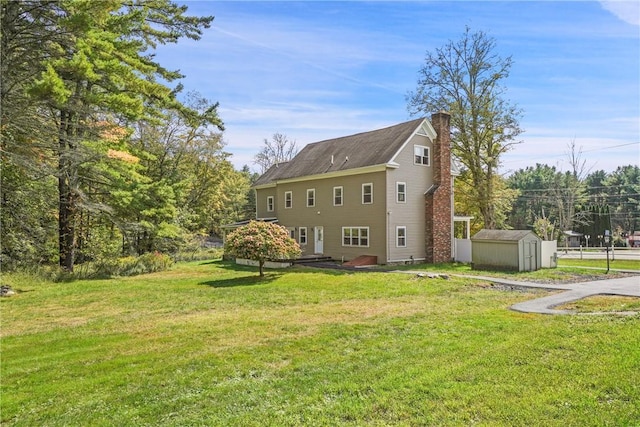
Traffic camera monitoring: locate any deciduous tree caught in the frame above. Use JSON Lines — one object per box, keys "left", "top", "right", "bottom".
{"left": 408, "top": 27, "right": 523, "bottom": 229}
{"left": 254, "top": 133, "right": 298, "bottom": 174}
{"left": 224, "top": 221, "right": 301, "bottom": 277}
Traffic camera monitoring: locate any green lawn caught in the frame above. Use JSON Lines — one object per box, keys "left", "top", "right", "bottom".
{"left": 557, "top": 258, "right": 640, "bottom": 271}
{"left": 2, "top": 261, "right": 639, "bottom": 426}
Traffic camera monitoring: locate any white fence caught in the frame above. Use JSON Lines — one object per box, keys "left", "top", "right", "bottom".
{"left": 557, "top": 246, "right": 640, "bottom": 261}
{"left": 541, "top": 240, "right": 557, "bottom": 268}
{"left": 454, "top": 239, "right": 472, "bottom": 263}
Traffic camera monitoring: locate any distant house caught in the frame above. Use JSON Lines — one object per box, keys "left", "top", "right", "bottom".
{"left": 563, "top": 230, "right": 583, "bottom": 247}
{"left": 251, "top": 112, "right": 456, "bottom": 264}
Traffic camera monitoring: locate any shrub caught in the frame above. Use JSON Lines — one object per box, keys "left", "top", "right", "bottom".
{"left": 171, "top": 248, "right": 224, "bottom": 262}
{"left": 224, "top": 221, "right": 301, "bottom": 276}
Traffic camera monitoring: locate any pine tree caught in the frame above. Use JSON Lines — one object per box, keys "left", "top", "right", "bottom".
{"left": 10, "top": 1, "right": 219, "bottom": 271}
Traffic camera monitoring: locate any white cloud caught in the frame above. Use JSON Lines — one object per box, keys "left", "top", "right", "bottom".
{"left": 600, "top": 1, "right": 640, "bottom": 26}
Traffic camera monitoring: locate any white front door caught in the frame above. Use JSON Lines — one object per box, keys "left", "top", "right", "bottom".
{"left": 314, "top": 226, "right": 324, "bottom": 254}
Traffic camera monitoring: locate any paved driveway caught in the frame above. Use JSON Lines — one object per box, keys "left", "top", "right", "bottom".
{"left": 460, "top": 274, "right": 640, "bottom": 315}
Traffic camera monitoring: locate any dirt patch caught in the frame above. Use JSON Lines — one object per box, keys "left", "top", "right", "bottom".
{"left": 476, "top": 282, "right": 554, "bottom": 293}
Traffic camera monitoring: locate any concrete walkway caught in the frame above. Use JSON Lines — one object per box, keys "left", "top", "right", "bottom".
{"left": 456, "top": 274, "right": 640, "bottom": 315}
{"left": 309, "top": 263, "right": 640, "bottom": 315}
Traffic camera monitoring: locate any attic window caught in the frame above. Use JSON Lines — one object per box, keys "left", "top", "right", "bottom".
{"left": 414, "top": 145, "right": 430, "bottom": 166}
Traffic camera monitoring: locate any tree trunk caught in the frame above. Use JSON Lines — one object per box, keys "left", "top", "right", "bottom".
{"left": 483, "top": 167, "right": 497, "bottom": 229}
{"left": 58, "top": 110, "right": 75, "bottom": 271}
{"left": 259, "top": 260, "right": 265, "bottom": 277}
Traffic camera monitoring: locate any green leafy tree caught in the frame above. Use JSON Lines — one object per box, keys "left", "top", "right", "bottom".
{"left": 604, "top": 165, "right": 640, "bottom": 234}
{"left": 224, "top": 221, "right": 301, "bottom": 277}
{"left": 240, "top": 165, "right": 260, "bottom": 221}
{"left": 532, "top": 209, "right": 558, "bottom": 241}
{"left": 1, "top": 1, "right": 61, "bottom": 267}
{"left": 584, "top": 170, "right": 608, "bottom": 205}
{"left": 408, "top": 27, "right": 523, "bottom": 229}
{"left": 455, "top": 170, "right": 517, "bottom": 232}
{"left": 209, "top": 169, "right": 253, "bottom": 236}
{"left": 131, "top": 92, "right": 241, "bottom": 240}
{"left": 507, "top": 164, "right": 560, "bottom": 230}
{"left": 9, "top": 0, "right": 218, "bottom": 271}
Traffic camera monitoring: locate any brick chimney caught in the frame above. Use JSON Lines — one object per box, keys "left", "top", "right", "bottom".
{"left": 425, "top": 111, "right": 452, "bottom": 263}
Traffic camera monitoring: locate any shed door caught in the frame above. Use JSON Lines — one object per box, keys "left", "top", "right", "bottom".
{"left": 524, "top": 241, "right": 538, "bottom": 271}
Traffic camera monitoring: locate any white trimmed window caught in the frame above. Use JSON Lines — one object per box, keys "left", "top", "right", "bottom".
{"left": 284, "top": 191, "right": 292, "bottom": 209}
{"left": 333, "top": 186, "right": 343, "bottom": 206}
{"left": 287, "top": 228, "right": 295, "bottom": 239}
{"left": 306, "top": 189, "right": 315, "bottom": 207}
{"left": 342, "top": 227, "right": 369, "bottom": 247}
{"left": 299, "top": 227, "right": 307, "bottom": 245}
{"left": 396, "top": 182, "right": 406, "bottom": 203}
{"left": 414, "top": 145, "right": 430, "bottom": 166}
{"left": 362, "top": 183, "right": 373, "bottom": 204}
{"left": 396, "top": 226, "right": 407, "bottom": 247}
{"left": 267, "top": 196, "right": 274, "bottom": 212}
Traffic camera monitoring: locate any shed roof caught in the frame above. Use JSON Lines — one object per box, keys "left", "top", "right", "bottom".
{"left": 253, "top": 117, "right": 428, "bottom": 187}
{"left": 471, "top": 229, "right": 540, "bottom": 242}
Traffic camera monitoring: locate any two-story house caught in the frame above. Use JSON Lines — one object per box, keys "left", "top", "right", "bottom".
{"left": 252, "top": 111, "right": 454, "bottom": 265}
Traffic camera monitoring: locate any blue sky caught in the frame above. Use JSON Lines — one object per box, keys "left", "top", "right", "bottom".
{"left": 156, "top": 1, "right": 639, "bottom": 175}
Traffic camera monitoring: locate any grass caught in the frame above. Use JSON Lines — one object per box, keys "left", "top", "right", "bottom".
{"left": 389, "top": 260, "right": 636, "bottom": 283}
{"left": 558, "top": 296, "right": 640, "bottom": 313}
{"left": 557, "top": 258, "right": 640, "bottom": 271}
{"left": 2, "top": 260, "right": 639, "bottom": 426}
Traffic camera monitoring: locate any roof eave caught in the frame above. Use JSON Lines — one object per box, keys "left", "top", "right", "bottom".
{"left": 252, "top": 182, "right": 277, "bottom": 190}
{"left": 256, "top": 163, "right": 393, "bottom": 187}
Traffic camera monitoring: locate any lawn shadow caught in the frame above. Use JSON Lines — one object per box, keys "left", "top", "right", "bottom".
{"left": 199, "top": 272, "right": 283, "bottom": 288}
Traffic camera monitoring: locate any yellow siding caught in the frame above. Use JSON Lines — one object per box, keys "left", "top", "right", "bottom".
{"left": 276, "top": 171, "right": 387, "bottom": 261}
{"left": 255, "top": 188, "right": 277, "bottom": 219}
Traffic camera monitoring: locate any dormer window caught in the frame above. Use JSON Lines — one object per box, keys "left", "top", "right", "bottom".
{"left": 414, "top": 145, "right": 430, "bottom": 166}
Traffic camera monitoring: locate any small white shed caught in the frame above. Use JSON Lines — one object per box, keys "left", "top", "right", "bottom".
{"left": 471, "top": 229, "right": 542, "bottom": 272}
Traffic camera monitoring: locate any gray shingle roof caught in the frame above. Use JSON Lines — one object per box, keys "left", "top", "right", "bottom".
{"left": 253, "top": 118, "right": 426, "bottom": 186}
{"left": 471, "top": 229, "right": 540, "bottom": 241}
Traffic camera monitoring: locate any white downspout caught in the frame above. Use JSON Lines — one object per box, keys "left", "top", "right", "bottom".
{"left": 386, "top": 210, "right": 391, "bottom": 264}
{"left": 451, "top": 175, "right": 455, "bottom": 261}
